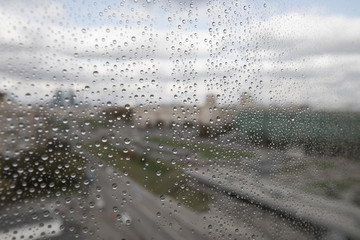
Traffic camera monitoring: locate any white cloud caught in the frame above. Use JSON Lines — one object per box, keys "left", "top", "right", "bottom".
{"left": 0, "top": 1, "right": 359, "bottom": 110}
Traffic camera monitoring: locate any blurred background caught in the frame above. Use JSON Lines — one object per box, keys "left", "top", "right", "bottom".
{"left": 0, "top": 0, "right": 360, "bottom": 239}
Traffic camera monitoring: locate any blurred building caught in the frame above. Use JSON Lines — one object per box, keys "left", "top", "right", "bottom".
{"left": 51, "top": 89, "right": 76, "bottom": 108}
{"left": 239, "top": 92, "right": 255, "bottom": 109}
{"left": 133, "top": 94, "right": 236, "bottom": 128}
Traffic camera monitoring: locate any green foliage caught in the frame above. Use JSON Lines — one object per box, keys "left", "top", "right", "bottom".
{"left": 199, "top": 124, "right": 212, "bottom": 138}
{"left": 198, "top": 123, "right": 234, "bottom": 139}
{"left": 236, "top": 110, "right": 360, "bottom": 159}
{"left": 308, "top": 178, "right": 360, "bottom": 199}
{"left": 0, "top": 140, "right": 85, "bottom": 203}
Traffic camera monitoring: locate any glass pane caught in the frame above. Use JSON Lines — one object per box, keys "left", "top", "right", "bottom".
{"left": 1, "top": 0, "right": 359, "bottom": 239}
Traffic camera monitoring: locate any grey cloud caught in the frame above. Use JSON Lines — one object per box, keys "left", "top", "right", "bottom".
{"left": 1, "top": 2, "right": 360, "bottom": 111}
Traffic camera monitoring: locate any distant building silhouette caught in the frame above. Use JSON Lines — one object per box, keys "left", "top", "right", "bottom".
{"left": 51, "top": 89, "right": 76, "bottom": 107}
{"left": 133, "top": 93, "right": 235, "bottom": 128}
{"left": 239, "top": 92, "right": 255, "bottom": 109}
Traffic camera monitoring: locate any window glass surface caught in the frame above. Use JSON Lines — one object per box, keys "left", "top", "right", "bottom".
{"left": 1, "top": 1, "right": 360, "bottom": 239}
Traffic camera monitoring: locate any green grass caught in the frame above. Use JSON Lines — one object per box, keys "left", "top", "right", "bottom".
{"left": 307, "top": 178, "right": 360, "bottom": 199}
{"left": 313, "top": 160, "right": 335, "bottom": 169}
{"left": 83, "top": 143, "right": 209, "bottom": 212}
{"left": 280, "top": 159, "right": 335, "bottom": 174}
{"left": 147, "top": 136, "right": 253, "bottom": 160}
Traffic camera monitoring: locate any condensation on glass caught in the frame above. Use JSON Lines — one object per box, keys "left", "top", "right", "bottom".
{"left": 0, "top": 0, "right": 359, "bottom": 240}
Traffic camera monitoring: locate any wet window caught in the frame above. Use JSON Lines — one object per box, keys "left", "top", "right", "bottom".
{"left": 1, "top": 0, "right": 360, "bottom": 239}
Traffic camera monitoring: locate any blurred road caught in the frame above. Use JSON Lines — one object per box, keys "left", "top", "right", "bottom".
{"left": 80, "top": 152, "right": 209, "bottom": 240}
{"left": 41, "top": 125, "right": 360, "bottom": 240}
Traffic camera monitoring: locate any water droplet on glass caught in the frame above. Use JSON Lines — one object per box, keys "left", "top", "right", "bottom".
{"left": 160, "top": 195, "right": 165, "bottom": 201}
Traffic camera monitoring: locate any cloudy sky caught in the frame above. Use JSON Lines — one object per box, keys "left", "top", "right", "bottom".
{"left": 0, "top": 0, "right": 359, "bottom": 110}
